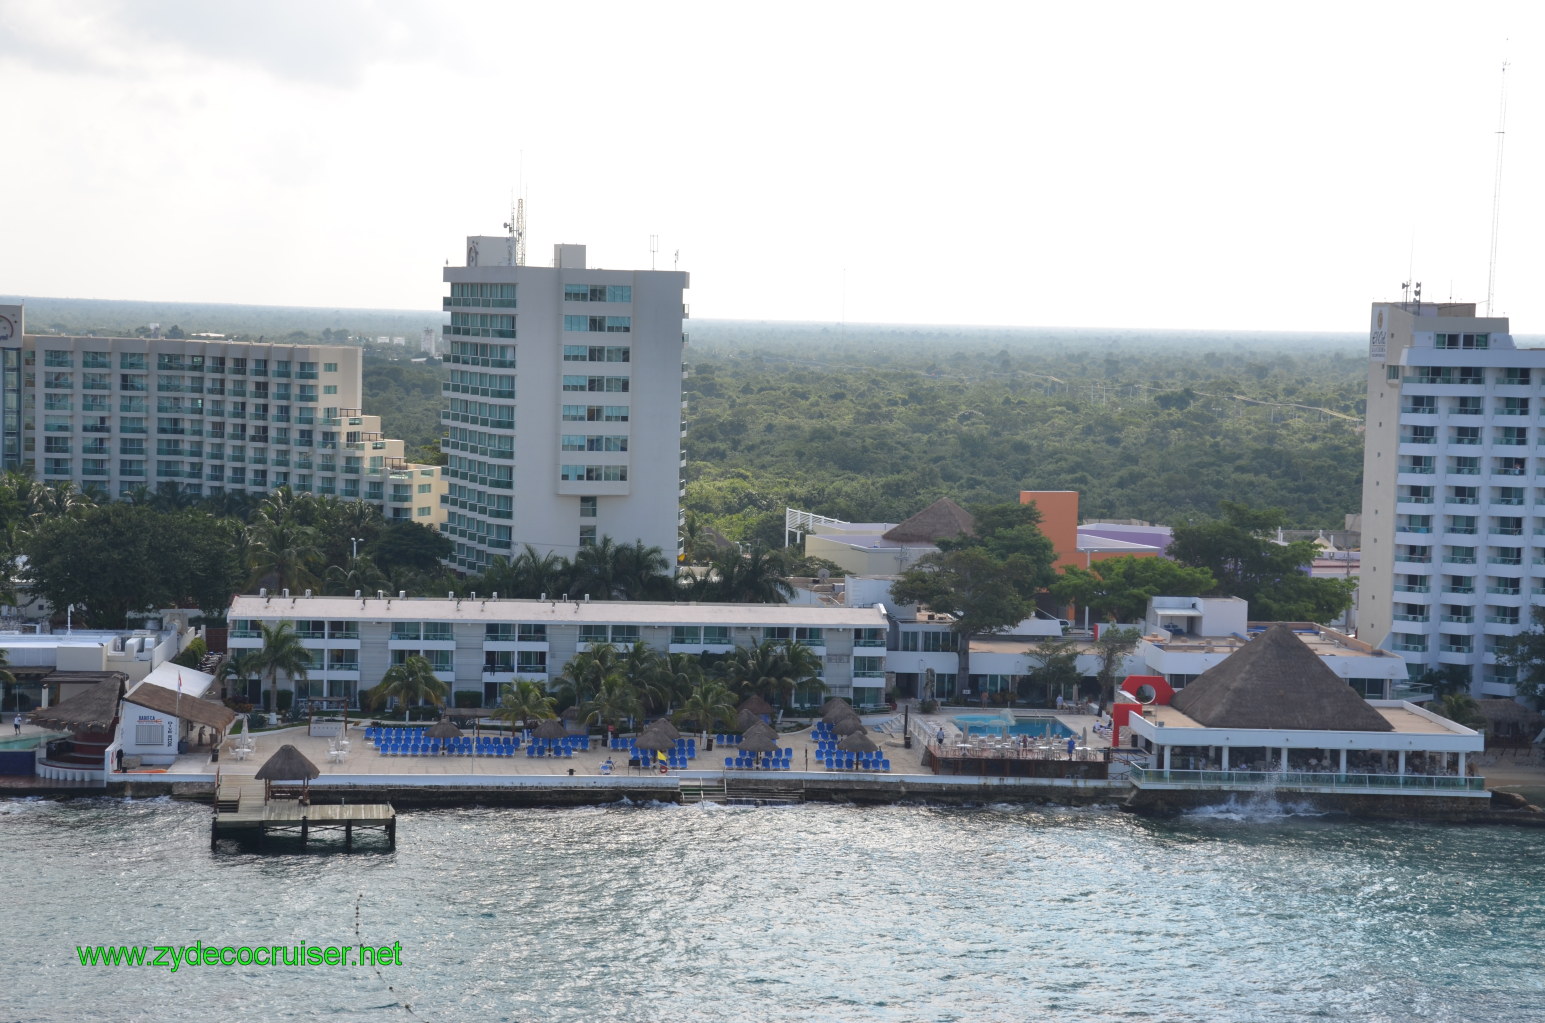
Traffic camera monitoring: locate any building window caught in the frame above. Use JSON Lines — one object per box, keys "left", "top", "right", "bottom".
{"left": 516, "top": 651, "right": 547, "bottom": 673}
{"left": 561, "top": 375, "right": 630, "bottom": 393}
{"left": 563, "top": 315, "right": 632, "bottom": 333}
{"left": 672, "top": 626, "right": 701, "bottom": 645}
{"left": 564, "top": 284, "right": 631, "bottom": 303}
{"left": 561, "top": 405, "right": 629, "bottom": 422}
{"left": 518, "top": 624, "right": 546, "bottom": 642}
{"left": 702, "top": 626, "right": 730, "bottom": 645}
{"left": 560, "top": 464, "right": 627, "bottom": 482}
{"left": 579, "top": 496, "right": 597, "bottom": 518}
{"left": 579, "top": 525, "right": 597, "bottom": 546}
{"left": 1435, "top": 332, "right": 1489, "bottom": 349}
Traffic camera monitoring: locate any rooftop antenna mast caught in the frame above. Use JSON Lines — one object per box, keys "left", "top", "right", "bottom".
{"left": 650, "top": 234, "right": 659, "bottom": 271}
{"left": 503, "top": 196, "right": 527, "bottom": 267}
{"left": 1486, "top": 55, "right": 1509, "bottom": 316}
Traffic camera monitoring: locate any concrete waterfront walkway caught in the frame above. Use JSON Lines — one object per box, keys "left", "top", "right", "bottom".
{"left": 148, "top": 707, "right": 1110, "bottom": 787}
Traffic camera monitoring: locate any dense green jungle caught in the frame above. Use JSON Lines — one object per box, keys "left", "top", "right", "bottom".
{"left": 8, "top": 296, "right": 1387, "bottom": 544}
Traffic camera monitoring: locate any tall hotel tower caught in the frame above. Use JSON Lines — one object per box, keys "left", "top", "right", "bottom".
{"left": 1360, "top": 300, "right": 1545, "bottom": 697}
{"left": 440, "top": 239, "right": 689, "bottom": 571}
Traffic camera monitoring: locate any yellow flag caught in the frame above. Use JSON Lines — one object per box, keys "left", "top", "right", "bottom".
{"left": 656, "top": 749, "right": 668, "bottom": 762}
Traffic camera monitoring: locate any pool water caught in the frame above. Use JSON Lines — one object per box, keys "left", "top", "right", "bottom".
{"left": 954, "top": 714, "right": 1074, "bottom": 738}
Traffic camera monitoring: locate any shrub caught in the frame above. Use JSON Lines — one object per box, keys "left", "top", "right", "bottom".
{"left": 247, "top": 712, "right": 267, "bottom": 732}
{"left": 453, "top": 690, "right": 482, "bottom": 709}
{"left": 919, "top": 699, "right": 939, "bottom": 714}
{"left": 276, "top": 690, "right": 294, "bottom": 715}
{"left": 171, "top": 637, "right": 207, "bottom": 669}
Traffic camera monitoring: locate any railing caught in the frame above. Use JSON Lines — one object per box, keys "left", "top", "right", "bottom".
{"left": 1128, "top": 766, "right": 1485, "bottom": 791}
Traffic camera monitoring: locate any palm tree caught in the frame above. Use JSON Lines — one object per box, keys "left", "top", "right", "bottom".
{"left": 622, "top": 641, "right": 670, "bottom": 714}
{"left": 247, "top": 518, "right": 323, "bottom": 592}
{"left": 714, "top": 638, "right": 822, "bottom": 708}
{"left": 674, "top": 680, "right": 737, "bottom": 733}
{"left": 324, "top": 554, "right": 389, "bottom": 597}
{"left": 553, "top": 643, "right": 625, "bottom": 712}
{"left": 613, "top": 539, "right": 672, "bottom": 600}
{"left": 1433, "top": 692, "right": 1486, "bottom": 730}
{"left": 503, "top": 544, "right": 573, "bottom": 599}
{"left": 572, "top": 536, "right": 625, "bottom": 599}
{"left": 583, "top": 675, "right": 642, "bottom": 734}
{"left": 702, "top": 548, "right": 794, "bottom": 603}
{"left": 255, "top": 621, "right": 311, "bottom": 715}
{"left": 217, "top": 650, "right": 263, "bottom": 703}
{"left": 0, "top": 648, "right": 15, "bottom": 714}
{"left": 372, "top": 655, "right": 449, "bottom": 719}
{"left": 495, "top": 679, "right": 557, "bottom": 733}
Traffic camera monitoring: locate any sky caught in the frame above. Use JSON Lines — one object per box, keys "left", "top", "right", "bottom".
{"left": 2, "top": 0, "right": 1544, "bottom": 332}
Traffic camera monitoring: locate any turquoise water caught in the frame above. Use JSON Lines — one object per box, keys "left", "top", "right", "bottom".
{"left": 6, "top": 796, "right": 1545, "bottom": 1022}
{"left": 955, "top": 714, "right": 1074, "bottom": 738}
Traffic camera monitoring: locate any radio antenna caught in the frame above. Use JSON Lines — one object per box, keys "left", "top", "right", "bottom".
{"left": 1486, "top": 55, "right": 1509, "bottom": 316}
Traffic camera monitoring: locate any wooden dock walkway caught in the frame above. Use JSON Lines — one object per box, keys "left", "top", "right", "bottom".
{"left": 212, "top": 781, "right": 395, "bottom": 851}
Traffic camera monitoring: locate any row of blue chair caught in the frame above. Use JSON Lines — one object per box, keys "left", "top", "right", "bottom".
{"left": 379, "top": 742, "right": 519, "bottom": 758}
{"left": 712, "top": 734, "right": 744, "bottom": 746}
{"left": 529, "top": 736, "right": 591, "bottom": 751}
{"left": 612, "top": 737, "right": 697, "bottom": 759}
{"left": 726, "top": 752, "right": 791, "bottom": 771}
{"left": 526, "top": 745, "right": 575, "bottom": 758}
{"left": 822, "top": 753, "right": 890, "bottom": 771}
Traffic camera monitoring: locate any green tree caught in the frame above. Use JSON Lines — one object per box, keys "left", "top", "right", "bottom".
{"left": 1167, "top": 503, "right": 1355, "bottom": 622}
{"left": 694, "top": 547, "right": 794, "bottom": 603}
{"left": 1431, "top": 692, "right": 1486, "bottom": 730}
{"left": 553, "top": 643, "right": 625, "bottom": 713}
{"left": 893, "top": 502, "right": 1058, "bottom": 681}
{"left": 1089, "top": 627, "right": 1141, "bottom": 703}
{"left": 1051, "top": 556, "right": 1217, "bottom": 624}
{"left": 368, "top": 520, "right": 454, "bottom": 576}
{"left": 1498, "top": 605, "right": 1545, "bottom": 707}
{"left": 583, "top": 675, "right": 642, "bottom": 733}
{"left": 495, "top": 679, "right": 557, "bottom": 732}
{"left": 25, "top": 504, "right": 239, "bottom": 626}
{"left": 218, "top": 650, "right": 263, "bottom": 703}
{"left": 256, "top": 620, "right": 311, "bottom": 715}
{"left": 246, "top": 517, "right": 323, "bottom": 592}
{"left": 1022, "top": 638, "right": 1081, "bottom": 707}
{"left": 715, "top": 639, "right": 823, "bottom": 708}
{"left": 372, "top": 655, "right": 449, "bottom": 718}
{"left": 674, "top": 680, "right": 737, "bottom": 732}
{"left": 0, "top": 648, "right": 15, "bottom": 713}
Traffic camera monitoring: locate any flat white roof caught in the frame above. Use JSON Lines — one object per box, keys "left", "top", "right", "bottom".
{"left": 230, "top": 595, "right": 888, "bottom": 628}
{"left": 140, "top": 662, "right": 216, "bottom": 699}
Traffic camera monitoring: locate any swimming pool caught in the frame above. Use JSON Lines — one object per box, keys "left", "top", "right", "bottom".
{"left": 953, "top": 714, "right": 1074, "bottom": 738}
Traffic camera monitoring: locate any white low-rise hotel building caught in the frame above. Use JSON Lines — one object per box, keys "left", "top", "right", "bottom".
{"left": 227, "top": 594, "right": 890, "bottom": 709}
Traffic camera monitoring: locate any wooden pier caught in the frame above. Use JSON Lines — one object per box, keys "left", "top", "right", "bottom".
{"left": 212, "top": 778, "right": 395, "bottom": 851}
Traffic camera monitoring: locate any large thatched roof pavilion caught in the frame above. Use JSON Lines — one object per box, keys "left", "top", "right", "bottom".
{"left": 1124, "top": 624, "right": 1486, "bottom": 800}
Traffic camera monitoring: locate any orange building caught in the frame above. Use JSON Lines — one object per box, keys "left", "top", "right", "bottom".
{"left": 1018, "top": 490, "right": 1163, "bottom": 571}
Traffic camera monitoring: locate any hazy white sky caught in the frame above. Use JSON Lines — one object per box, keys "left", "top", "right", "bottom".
{"left": 2, "top": 0, "right": 1542, "bottom": 331}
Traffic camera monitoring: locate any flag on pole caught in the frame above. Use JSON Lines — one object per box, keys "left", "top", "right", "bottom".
{"left": 656, "top": 749, "right": 668, "bottom": 763}
{"left": 177, "top": 671, "right": 184, "bottom": 694}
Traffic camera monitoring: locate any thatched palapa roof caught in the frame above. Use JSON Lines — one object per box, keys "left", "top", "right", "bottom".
{"left": 123, "top": 683, "right": 237, "bottom": 731}
{"left": 738, "top": 730, "right": 780, "bottom": 753}
{"left": 832, "top": 716, "right": 867, "bottom": 736}
{"left": 533, "top": 719, "right": 569, "bottom": 740}
{"left": 642, "top": 717, "right": 681, "bottom": 741}
{"left": 738, "top": 695, "right": 774, "bottom": 717}
{"left": 1169, "top": 624, "right": 1393, "bottom": 732}
{"left": 837, "top": 731, "right": 879, "bottom": 753}
{"left": 821, "top": 698, "right": 854, "bottom": 724}
{"left": 881, "top": 498, "right": 974, "bottom": 544}
{"left": 255, "top": 744, "right": 320, "bottom": 781}
{"left": 27, "top": 676, "right": 127, "bottom": 731}
{"left": 426, "top": 718, "right": 464, "bottom": 739}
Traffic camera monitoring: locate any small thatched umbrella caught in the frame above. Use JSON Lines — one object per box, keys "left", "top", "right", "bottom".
{"left": 255, "top": 744, "right": 320, "bottom": 801}
{"left": 832, "top": 716, "right": 867, "bottom": 737}
{"left": 837, "top": 731, "right": 879, "bottom": 754}
{"left": 731, "top": 707, "right": 762, "bottom": 733}
{"left": 642, "top": 717, "right": 681, "bottom": 742}
{"left": 821, "top": 698, "right": 854, "bottom": 723}
{"left": 742, "top": 719, "right": 778, "bottom": 741}
{"left": 426, "top": 718, "right": 463, "bottom": 739}
{"left": 739, "top": 695, "right": 774, "bottom": 717}
{"left": 738, "top": 729, "right": 780, "bottom": 754}
{"left": 533, "top": 719, "right": 569, "bottom": 740}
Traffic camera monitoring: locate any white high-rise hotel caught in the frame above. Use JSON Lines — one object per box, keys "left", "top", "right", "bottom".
{"left": 440, "top": 239, "right": 689, "bottom": 571}
{"left": 1360, "top": 300, "right": 1545, "bottom": 696}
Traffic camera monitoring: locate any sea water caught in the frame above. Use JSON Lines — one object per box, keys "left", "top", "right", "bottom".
{"left": 6, "top": 796, "right": 1545, "bottom": 1022}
